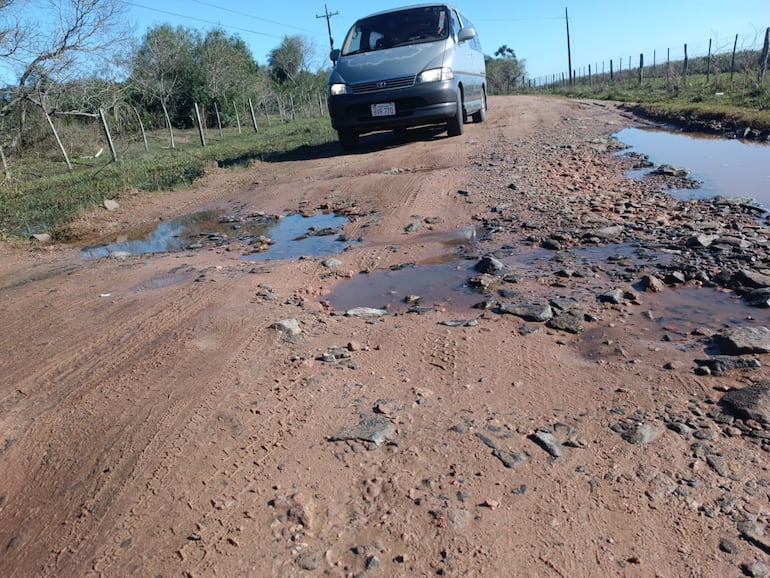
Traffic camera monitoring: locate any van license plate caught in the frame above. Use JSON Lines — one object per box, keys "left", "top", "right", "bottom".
{"left": 371, "top": 102, "right": 396, "bottom": 117}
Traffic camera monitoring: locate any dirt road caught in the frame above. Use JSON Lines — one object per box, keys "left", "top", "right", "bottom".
{"left": 2, "top": 96, "right": 770, "bottom": 577}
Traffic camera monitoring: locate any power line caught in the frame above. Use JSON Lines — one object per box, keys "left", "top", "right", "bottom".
{"left": 189, "top": 0, "right": 317, "bottom": 35}
{"left": 126, "top": 1, "right": 286, "bottom": 41}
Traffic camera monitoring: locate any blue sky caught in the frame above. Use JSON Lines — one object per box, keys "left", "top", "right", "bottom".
{"left": 126, "top": 1, "right": 769, "bottom": 80}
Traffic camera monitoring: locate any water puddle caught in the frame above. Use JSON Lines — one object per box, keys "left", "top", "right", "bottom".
{"left": 81, "top": 211, "right": 350, "bottom": 260}
{"left": 325, "top": 259, "right": 480, "bottom": 313}
{"left": 325, "top": 243, "right": 673, "bottom": 313}
{"left": 615, "top": 127, "right": 770, "bottom": 205}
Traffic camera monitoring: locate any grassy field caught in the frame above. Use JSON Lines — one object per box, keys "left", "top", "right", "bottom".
{"left": 540, "top": 72, "right": 770, "bottom": 134}
{"left": 0, "top": 118, "right": 337, "bottom": 239}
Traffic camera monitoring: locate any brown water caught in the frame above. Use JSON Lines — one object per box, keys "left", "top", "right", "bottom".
{"left": 81, "top": 211, "right": 350, "bottom": 260}
{"left": 616, "top": 127, "right": 770, "bottom": 205}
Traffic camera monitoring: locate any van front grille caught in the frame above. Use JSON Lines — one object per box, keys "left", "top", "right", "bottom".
{"left": 350, "top": 76, "right": 416, "bottom": 94}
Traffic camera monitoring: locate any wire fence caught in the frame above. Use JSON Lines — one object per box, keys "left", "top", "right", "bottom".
{"left": 528, "top": 27, "right": 770, "bottom": 96}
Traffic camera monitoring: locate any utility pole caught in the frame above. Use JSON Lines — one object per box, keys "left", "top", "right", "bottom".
{"left": 316, "top": 4, "right": 339, "bottom": 54}
{"left": 565, "top": 7, "right": 573, "bottom": 86}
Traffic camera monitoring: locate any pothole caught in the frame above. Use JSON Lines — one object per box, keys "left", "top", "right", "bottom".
{"left": 81, "top": 210, "right": 351, "bottom": 260}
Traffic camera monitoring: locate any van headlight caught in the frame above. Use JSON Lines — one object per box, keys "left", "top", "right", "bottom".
{"left": 329, "top": 83, "right": 349, "bottom": 96}
{"left": 417, "top": 67, "right": 454, "bottom": 84}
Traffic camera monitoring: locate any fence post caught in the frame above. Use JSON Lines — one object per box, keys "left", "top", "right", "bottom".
{"left": 214, "top": 101, "right": 223, "bottom": 137}
{"left": 248, "top": 97, "right": 259, "bottom": 132}
{"left": 706, "top": 38, "right": 712, "bottom": 84}
{"left": 610, "top": 59, "right": 614, "bottom": 82}
{"left": 638, "top": 53, "right": 644, "bottom": 85}
{"left": 760, "top": 27, "right": 770, "bottom": 84}
{"left": 194, "top": 103, "right": 206, "bottom": 147}
{"left": 99, "top": 107, "right": 119, "bottom": 162}
{"left": 683, "top": 43, "right": 688, "bottom": 86}
{"left": 730, "top": 34, "right": 738, "bottom": 85}
{"left": 232, "top": 100, "right": 242, "bottom": 134}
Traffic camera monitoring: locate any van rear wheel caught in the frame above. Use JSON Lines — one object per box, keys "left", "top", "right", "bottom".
{"left": 446, "top": 91, "right": 464, "bottom": 137}
{"left": 338, "top": 129, "right": 359, "bottom": 151}
{"left": 471, "top": 90, "right": 487, "bottom": 123}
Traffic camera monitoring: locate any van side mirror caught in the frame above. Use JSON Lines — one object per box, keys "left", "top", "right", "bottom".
{"left": 330, "top": 48, "right": 341, "bottom": 62}
{"left": 458, "top": 27, "right": 476, "bottom": 43}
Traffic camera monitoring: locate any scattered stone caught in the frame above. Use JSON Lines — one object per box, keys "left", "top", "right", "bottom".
{"left": 103, "top": 199, "right": 120, "bottom": 212}
{"left": 492, "top": 449, "right": 527, "bottom": 469}
{"left": 712, "top": 327, "right": 770, "bottom": 355}
{"left": 322, "top": 258, "right": 342, "bottom": 269}
{"left": 741, "top": 561, "right": 770, "bottom": 578}
{"left": 620, "top": 422, "right": 660, "bottom": 445}
{"left": 295, "top": 551, "right": 319, "bottom": 571}
{"left": 733, "top": 269, "right": 770, "bottom": 288}
{"left": 404, "top": 221, "right": 421, "bottom": 233}
{"left": 269, "top": 318, "right": 302, "bottom": 337}
{"left": 694, "top": 356, "right": 761, "bottom": 375}
{"left": 345, "top": 307, "right": 388, "bottom": 318}
{"left": 719, "top": 538, "right": 739, "bottom": 554}
{"left": 721, "top": 382, "right": 770, "bottom": 425}
{"left": 498, "top": 302, "right": 553, "bottom": 322}
{"left": 529, "top": 429, "right": 565, "bottom": 458}
{"left": 329, "top": 415, "right": 395, "bottom": 446}
{"left": 31, "top": 233, "right": 52, "bottom": 244}
{"left": 546, "top": 310, "right": 585, "bottom": 334}
{"left": 586, "top": 225, "right": 623, "bottom": 240}
{"left": 706, "top": 455, "right": 728, "bottom": 477}
{"left": 475, "top": 255, "right": 507, "bottom": 275}
{"left": 653, "top": 164, "right": 690, "bottom": 177}
{"left": 641, "top": 274, "right": 666, "bottom": 293}
{"left": 599, "top": 288, "right": 625, "bottom": 305}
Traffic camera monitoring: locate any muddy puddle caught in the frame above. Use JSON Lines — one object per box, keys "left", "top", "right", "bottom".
{"left": 615, "top": 127, "right": 770, "bottom": 205}
{"left": 81, "top": 211, "right": 350, "bottom": 260}
{"left": 325, "top": 243, "right": 672, "bottom": 313}
{"left": 326, "top": 240, "right": 770, "bottom": 340}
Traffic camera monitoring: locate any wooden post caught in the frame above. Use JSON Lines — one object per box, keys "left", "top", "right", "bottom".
{"left": 760, "top": 27, "right": 770, "bottom": 84}
{"left": 132, "top": 106, "right": 149, "bottom": 153}
{"left": 263, "top": 99, "right": 272, "bottom": 127}
{"left": 232, "top": 100, "right": 242, "bottom": 134}
{"left": 610, "top": 59, "right": 614, "bottom": 82}
{"left": 730, "top": 34, "right": 738, "bottom": 85}
{"left": 588, "top": 64, "right": 592, "bottom": 86}
{"left": 707, "top": 38, "right": 712, "bottom": 84}
{"left": 683, "top": 43, "right": 688, "bottom": 86}
{"left": 0, "top": 145, "right": 10, "bottom": 180}
{"left": 194, "top": 103, "right": 206, "bottom": 147}
{"left": 44, "top": 108, "right": 72, "bottom": 171}
{"left": 99, "top": 107, "right": 119, "bottom": 162}
{"left": 638, "top": 54, "right": 644, "bottom": 85}
{"left": 214, "top": 101, "right": 223, "bottom": 137}
{"left": 248, "top": 97, "right": 259, "bottom": 132}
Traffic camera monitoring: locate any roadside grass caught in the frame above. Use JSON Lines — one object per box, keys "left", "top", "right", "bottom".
{"left": 541, "top": 73, "right": 770, "bottom": 133}
{"left": 0, "top": 117, "right": 337, "bottom": 239}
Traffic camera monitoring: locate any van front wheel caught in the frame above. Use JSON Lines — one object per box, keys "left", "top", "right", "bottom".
{"left": 447, "top": 91, "right": 464, "bottom": 137}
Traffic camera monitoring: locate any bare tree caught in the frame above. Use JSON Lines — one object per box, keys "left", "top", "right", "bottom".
{"left": 0, "top": 0, "right": 131, "bottom": 155}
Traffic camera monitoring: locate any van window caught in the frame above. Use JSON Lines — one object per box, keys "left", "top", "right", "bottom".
{"left": 341, "top": 6, "right": 450, "bottom": 56}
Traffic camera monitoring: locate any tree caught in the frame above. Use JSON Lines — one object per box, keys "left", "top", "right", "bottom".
{"left": 486, "top": 45, "right": 526, "bottom": 94}
{"left": 196, "top": 28, "right": 259, "bottom": 124}
{"left": 0, "top": 0, "right": 131, "bottom": 153}
{"left": 268, "top": 35, "right": 312, "bottom": 85}
{"left": 129, "top": 25, "right": 199, "bottom": 146}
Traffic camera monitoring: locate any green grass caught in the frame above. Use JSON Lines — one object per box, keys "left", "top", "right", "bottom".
{"left": 0, "top": 117, "right": 337, "bottom": 239}
{"left": 537, "top": 71, "right": 770, "bottom": 133}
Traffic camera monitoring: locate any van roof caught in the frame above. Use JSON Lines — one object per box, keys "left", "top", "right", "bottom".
{"left": 359, "top": 3, "right": 458, "bottom": 20}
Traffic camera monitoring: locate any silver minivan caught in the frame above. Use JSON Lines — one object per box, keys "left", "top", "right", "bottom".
{"left": 327, "top": 3, "right": 487, "bottom": 150}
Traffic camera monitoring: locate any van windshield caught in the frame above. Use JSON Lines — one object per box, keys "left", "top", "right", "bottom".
{"left": 341, "top": 6, "right": 449, "bottom": 56}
